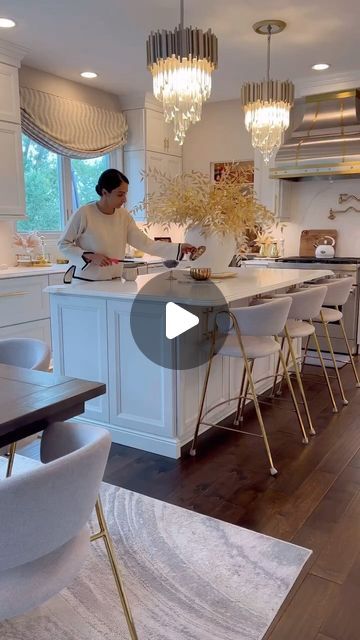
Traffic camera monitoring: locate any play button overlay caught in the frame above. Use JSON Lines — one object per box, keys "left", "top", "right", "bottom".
{"left": 130, "top": 270, "right": 229, "bottom": 370}
{"left": 166, "top": 302, "right": 199, "bottom": 339}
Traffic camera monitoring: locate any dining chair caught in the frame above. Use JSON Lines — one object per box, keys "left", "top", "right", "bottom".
{"left": 0, "top": 337, "right": 51, "bottom": 477}
{"left": 0, "top": 420, "right": 138, "bottom": 640}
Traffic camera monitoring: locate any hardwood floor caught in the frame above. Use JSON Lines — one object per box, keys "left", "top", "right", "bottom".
{"left": 104, "top": 362, "right": 360, "bottom": 639}
{"left": 20, "top": 361, "right": 360, "bottom": 638}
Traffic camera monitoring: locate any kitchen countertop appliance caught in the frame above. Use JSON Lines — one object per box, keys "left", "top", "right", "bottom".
{"left": 315, "top": 235, "right": 335, "bottom": 259}
{"left": 274, "top": 256, "right": 360, "bottom": 354}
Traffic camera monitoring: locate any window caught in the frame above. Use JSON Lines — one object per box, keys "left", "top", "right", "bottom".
{"left": 17, "top": 135, "right": 120, "bottom": 233}
{"left": 18, "top": 136, "right": 62, "bottom": 232}
{"left": 71, "top": 156, "right": 109, "bottom": 209}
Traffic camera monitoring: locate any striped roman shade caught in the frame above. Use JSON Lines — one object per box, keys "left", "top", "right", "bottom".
{"left": 20, "top": 87, "right": 127, "bottom": 158}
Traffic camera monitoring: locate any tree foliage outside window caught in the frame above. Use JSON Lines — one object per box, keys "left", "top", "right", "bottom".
{"left": 17, "top": 135, "right": 111, "bottom": 233}
{"left": 18, "top": 135, "right": 62, "bottom": 232}
{"left": 71, "top": 156, "right": 109, "bottom": 209}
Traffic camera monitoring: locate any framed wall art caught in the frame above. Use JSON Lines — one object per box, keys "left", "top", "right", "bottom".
{"left": 210, "top": 160, "right": 254, "bottom": 185}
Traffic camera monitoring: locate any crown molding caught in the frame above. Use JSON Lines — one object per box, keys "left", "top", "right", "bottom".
{"left": 294, "top": 70, "right": 360, "bottom": 97}
{"left": 0, "top": 38, "right": 29, "bottom": 67}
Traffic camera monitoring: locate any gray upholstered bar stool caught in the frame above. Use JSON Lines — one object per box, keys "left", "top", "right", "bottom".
{"left": 190, "top": 297, "right": 309, "bottom": 476}
{"left": 271, "top": 285, "right": 338, "bottom": 433}
{"left": 308, "top": 276, "right": 360, "bottom": 405}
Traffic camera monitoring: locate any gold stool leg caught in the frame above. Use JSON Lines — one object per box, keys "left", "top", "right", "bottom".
{"left": 285, "top": 329, "right": 316, "bottom": 436}
{"left": 276, "top": 338, "right": 309, "bottom": 444}
{"left": 6, "top": 442, "right": 16, "bottom": 478}
{"left": 234, "top": 361, "right": 253, "bottom": 425}
{"left": 233, "top": 364, "right": 247, "bottom": 425}
{"left": 276, "top": 348, "right": 291, "bottom": 396}
{"left": 270, "top": 337, "right": 285, "bottom": 397}
{"left": 301, "top": 334, "right": 311, "bottom": 373}
{"left": 91, "top": 497, "right": 138, "bottom": 640}
{"left": 338, "top": 312, "right": 360, "bottom": 388}
{"left": 233, "top": 325, "right": 278, "bottom": 476}
{"left": 310, "top": 321, "right": 338, "bottom": 413}
{"left": 190, "top": 338, "right": 216, "bottom": 456}
{"left": 320, "top": 311, "right": 348, "bottom": 405}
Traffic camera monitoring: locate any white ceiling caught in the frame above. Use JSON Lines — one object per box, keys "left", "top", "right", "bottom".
{"left": 1, "top": 0, "right": 360, "bottom": 101}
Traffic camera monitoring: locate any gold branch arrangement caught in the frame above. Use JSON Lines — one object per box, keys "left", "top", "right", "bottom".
{"left": 132, "top": 165, "right": 276, "bottom": 249}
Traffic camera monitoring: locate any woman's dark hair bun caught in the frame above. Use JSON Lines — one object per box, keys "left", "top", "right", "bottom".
{"left": 96, "top": 168, "right": 129, "bottom": 196}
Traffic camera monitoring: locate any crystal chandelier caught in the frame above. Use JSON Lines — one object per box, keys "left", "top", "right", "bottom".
{"left": 146, "top": 0, "right": 218, "bottom": 145}
{"left": 241, "top": 20, "right": 294, "bottom": 163}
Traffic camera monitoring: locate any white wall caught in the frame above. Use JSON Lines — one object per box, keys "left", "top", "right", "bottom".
{"left": 182, "top": 97, "right": 360, "bottom": 257}
{"left": 282, "top": 178, "right": 360, "bottom": 257}
{"left": 183, "top": 99, "right": 254, "bottom": 175}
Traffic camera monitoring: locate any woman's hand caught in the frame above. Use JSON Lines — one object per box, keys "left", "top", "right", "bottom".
{"left": 83, "top": 252, "right": 113, "bottom": 267}
{"left": 180, "top": 243, "right": 197, "bottom": 256}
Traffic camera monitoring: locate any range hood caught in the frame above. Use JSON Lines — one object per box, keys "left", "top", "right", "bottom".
{"left": 271, "top": 89, "right": 360, "bottom": 180}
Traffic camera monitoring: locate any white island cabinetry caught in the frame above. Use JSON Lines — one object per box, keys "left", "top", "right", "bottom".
{"left": 48, "top": 268, "right": 331, "bottom": 458}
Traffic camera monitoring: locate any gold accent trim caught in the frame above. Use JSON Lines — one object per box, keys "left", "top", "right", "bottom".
{"left": 305, "top": 89, "right": 358, "bottom": 103}
{"left": 252, "top": 20, "right": 286, "bottom": 35}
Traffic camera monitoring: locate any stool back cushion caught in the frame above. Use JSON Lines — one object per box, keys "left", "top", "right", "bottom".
{"left": 0, "top": 338, "right": 50, "bottom": 371}
{"left": 218, "top": 297, "right": 292, "bottom": 337}
{"left": 287, "top": 285, "right": 328, "bottom": 320}
{"left": 322, "top": 277, "right": 353, "bottom": 306}
{"left": 0, "top": 422, "right": 111, "bottom": 571}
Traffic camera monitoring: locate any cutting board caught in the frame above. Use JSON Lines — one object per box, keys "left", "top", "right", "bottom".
{"left": 299, "top": 229, "right": 338, "bottom": 257}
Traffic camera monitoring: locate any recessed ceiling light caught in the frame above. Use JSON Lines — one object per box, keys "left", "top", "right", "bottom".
{"left": 0, "top": 17, "right": 16, "bottom": 28}
{"left": 311, "top": 63, "right": 330, "bottom": 71}
{"left": 80, "top": 71, "right": 98, "bottom": 79}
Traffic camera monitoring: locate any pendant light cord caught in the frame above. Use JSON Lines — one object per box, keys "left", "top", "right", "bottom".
{"left": 266, "top": 24, "right": 272, "bottom": 82}
{"left": 180, "top": 0, "right": 184, "bottom": 29}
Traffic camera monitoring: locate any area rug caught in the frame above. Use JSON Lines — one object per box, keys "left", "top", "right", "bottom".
{"left": 0, "top": 455, "right": 311, "bottom": 640}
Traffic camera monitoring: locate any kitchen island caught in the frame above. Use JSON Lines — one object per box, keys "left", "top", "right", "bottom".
{"left": 47, "top": 267, "right": 331, "bottom": 457}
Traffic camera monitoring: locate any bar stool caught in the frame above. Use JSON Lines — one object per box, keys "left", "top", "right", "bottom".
{"left": 190, "top": 297, "right": 309, "bottom": 476}
{"left": 309, "top": 276, "right": 360, "bottom": 405}
{"left": 271, "top": 285, "right": 338, "bottom": 431}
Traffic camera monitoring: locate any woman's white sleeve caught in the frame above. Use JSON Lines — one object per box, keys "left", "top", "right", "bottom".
{"left": 126, "top": 214, "right": 182, "bottom": 260}
{"left": 57, "top": 211, "right": 87, "bottom": 268}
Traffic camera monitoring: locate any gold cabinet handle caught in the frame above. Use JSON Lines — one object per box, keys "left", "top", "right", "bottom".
{"left": 0, "top": 291, "right": 28, "bottom": 298}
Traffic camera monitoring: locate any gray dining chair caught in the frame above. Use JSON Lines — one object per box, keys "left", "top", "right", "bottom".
{"left": 0, "top": 337, "right": 51, "bottom": 476}
{"left": 0, "top": 420, "right": 138, "bottom": 640}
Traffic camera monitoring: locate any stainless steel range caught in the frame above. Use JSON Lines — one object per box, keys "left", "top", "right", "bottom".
{"left": 274, "top": 257, "right": 360, "bottom": 354}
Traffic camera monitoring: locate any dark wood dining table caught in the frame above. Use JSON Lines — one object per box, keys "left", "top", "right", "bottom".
{"left": 0, "top": 363, "right": 106, "bottom": 448}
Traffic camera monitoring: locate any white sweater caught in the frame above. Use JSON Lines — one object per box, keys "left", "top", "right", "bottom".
{"left": 58, "top": 203, "right": 181, "bottom": 281}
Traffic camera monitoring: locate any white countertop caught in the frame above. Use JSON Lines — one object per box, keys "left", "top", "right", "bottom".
{"left": 0, "top": 264, "right": 68, "bottom": 279}
{"left": 45, "top": 267, "right": 333, "bottom": 306}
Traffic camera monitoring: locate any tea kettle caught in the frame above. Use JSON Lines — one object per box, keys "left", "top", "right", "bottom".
{"left": 315, "top": 235, "right": 335, "bottom": 259}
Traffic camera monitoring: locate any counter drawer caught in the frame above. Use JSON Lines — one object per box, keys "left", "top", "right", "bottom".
{"left": 0, "top": 318, "right": 51, "bottom": 345}
{"left": 0, "top": 275, "right": 49, "bottom": 327}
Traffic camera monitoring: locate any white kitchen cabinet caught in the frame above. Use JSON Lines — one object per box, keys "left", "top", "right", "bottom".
{"left": 0, "top": 122, "right": 25, "bottom": 217}
{"left": 0, "top": 62, "right": 20, "bottom": 123}
{"left": 145, "top": 108, "right": 182, "bottom": 157}
{"left": 0, "top": 49, "right": 26, "bottom": 219}
{"left": 123, "top": 98, "right": 183, "bottom": 222}
{"left": 254, "top": 151, "right": 291, "bottom": 221}
{"left": 0, "top": 318, "right": 51, "bottom": 344}
{"left": 107, "top": 299, "right": 176, "bottom": 438}
{"left": 50, "top": 295, "right": 109, "bottom": 423}
{"left": 146, "top": 151, "right": 182, "bottom": 193}
{"left": 0, "top": 271, "right": 66, "bottom": 351}
{"left": 0, "top": 275, "right": 49, "bottom": 327}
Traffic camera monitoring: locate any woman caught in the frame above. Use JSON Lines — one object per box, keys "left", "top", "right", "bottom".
{"left": 58, "top": 168, "right": 196, "bottom": 282}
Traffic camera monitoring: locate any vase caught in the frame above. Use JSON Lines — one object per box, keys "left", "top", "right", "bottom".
{"left": 184, "top": 225, "right": 236, "bottom": 274}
